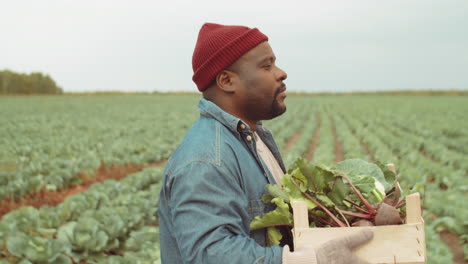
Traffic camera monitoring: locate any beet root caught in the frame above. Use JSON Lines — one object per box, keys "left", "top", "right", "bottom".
{"left": 352, "top": 219, "right": 375, "bottom": 227}
{"left": 374, "top": 202, "right": 403, "bottom": 226}
{"left": 382, "top": 196, "right": 397, "bottom": 207}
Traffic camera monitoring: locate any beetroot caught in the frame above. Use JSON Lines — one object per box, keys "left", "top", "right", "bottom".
{"left": 374, "top": 202, "right": 403, "bottom": 225}
{"left": 352, "top": 219, "right": 375, "bottom": 227}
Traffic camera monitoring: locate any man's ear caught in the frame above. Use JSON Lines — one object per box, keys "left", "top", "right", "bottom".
{"left": 215, "top": 70, "right": 238, "bottom": 93}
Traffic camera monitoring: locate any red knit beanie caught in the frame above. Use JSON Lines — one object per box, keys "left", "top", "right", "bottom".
{"left": 192, "top": 23, "right": 268, "bottom": 92}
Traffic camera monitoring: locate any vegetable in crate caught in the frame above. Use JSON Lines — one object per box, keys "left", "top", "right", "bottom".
{"left": 250, "top": 158, "right": 407, "bottom": 246}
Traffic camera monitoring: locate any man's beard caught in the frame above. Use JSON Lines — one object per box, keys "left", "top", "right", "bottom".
{"left": 244, "top": 85, "right": 287, "bottom": 121}
{"left": 269, "top": 85, "right": 287, "bottom": 118}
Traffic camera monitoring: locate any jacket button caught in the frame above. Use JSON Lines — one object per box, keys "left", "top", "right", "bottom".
{"left": 240, "top": 124, "right": 246, "bottom": 129}
{"left": 246, "top": 135, "right": 252, "bottom": 141}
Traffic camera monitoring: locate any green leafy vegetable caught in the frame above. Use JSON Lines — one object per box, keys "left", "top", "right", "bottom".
{"left": 251, "top": 158, "right": 406, "bottom": 246}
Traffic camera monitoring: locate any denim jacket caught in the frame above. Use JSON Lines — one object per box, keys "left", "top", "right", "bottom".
{"left": 158, "top": 98, "right": 287, "bottom": 264}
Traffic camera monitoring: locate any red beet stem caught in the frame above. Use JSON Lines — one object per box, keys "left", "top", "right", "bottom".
{"left": 338, "top": 209, "right": 373, "bottom": 219}
{"left": 340, "top": 172, "right": 376, "bottom": 214}
{"left": 316, "top": 215, "right": 339, "bottom": 227}
{"left": 344, "top": 199, "right": 372, "bottom": 215}
{"left": 290, "top": 177, "right": 347, "bottom": 227}
{"left": 336, "top": 207, "right": 351, "bottom": 227}
{"left": 395, "top": 199, "right": 406, "bottom": 209}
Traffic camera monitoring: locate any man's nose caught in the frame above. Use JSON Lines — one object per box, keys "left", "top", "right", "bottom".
{"left": 277, "top": 66, "right": 287, "bottom": 81}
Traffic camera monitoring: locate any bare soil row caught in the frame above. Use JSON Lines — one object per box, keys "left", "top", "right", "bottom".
{"left": 305, "top": 113, "right": 321, "bottom": 161}
{"left": 283, "top": 128, "right": 304, "bottom": 153}
{"left": 0, "top": 160, "right": 167, "bottom": 219}
{"left": 329, "top": 115, "right": 344, "bottom": 163}
{"left": 439, "top": 231, "right": 466, "bottom": 264}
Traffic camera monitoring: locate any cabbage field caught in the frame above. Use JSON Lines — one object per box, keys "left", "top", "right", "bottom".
{"left": 0, "top": 94, "right": 467, "bottom": 264}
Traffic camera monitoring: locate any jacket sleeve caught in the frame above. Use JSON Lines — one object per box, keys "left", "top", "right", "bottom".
{"left": 165, "top": 160, "right": 283, "bottom": 264}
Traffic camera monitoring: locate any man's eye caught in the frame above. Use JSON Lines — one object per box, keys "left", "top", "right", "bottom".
{"left": 263, "top": 65, "right": 272, "bottom": 69}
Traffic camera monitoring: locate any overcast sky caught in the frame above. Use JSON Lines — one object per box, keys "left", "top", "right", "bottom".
{"left": 1, "top": 0, "right": 467, "bottom": 92}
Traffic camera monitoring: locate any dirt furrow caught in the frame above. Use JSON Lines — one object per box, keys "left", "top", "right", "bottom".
{"left": 420, "top": 150, "right": 438, "bottom": 163}
{"left": 439, "top": 231, "right": 465, "bottom": 264}
{"left": 360, "top": 140, "right": 376, "bottom": 163}
{"left": 283, "top": 128, "right": 304, "bottom": 153}
{"left": 0, "top": 160, "right": 167, "bottom": 218}
{"left": 330, "top": 115, "right": 344, "bottom": 163}
{"left": 339, "top": 114, "right": 376, "bottom": 162}
{"left": 306, "top": 113, "right": 321, "bottom": 161}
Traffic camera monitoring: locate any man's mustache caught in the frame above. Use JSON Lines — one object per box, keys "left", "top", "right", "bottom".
{"left": 275, "top": 84, "right": 286, "bottom": 96}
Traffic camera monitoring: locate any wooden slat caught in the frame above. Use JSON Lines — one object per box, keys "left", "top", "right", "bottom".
{"left": 405, "top": 193, "right": 422, "bottom": 224}
{"left": 291, "top": 200, "right": 309, "bottom": 251}
{"left": 291, "top": 201, "right": 309, "bottom": 229}
{"left": 294, "top": 224, "right": 426, "bottom": 264}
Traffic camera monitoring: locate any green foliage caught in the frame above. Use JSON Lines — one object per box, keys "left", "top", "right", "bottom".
{"left": 0, "top": 70, "right": 63, "bottom": 94}
{"left": 251, "top": 158, "right": 401, "bottom": 246}
{"left": 6, "top": 232, "right": 70, "bottom": 263}
{"left": 0, "top": 167, "right": 163, "bottom": 264}
{"left": 0, "top": 95, "right": 197, "bottom": 201}
{"left": 1, "top": 95, "right": 467, "bottom": 263}
{"left": 336, "top": 159, "right": 390, "bottom": 204}
{"left": 250, "top": 198, "right": 293, "bottom": 231}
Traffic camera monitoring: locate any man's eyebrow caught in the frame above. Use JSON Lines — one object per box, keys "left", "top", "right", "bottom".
{"left": 258, "top": 56, "right": 276, "bottom": 65}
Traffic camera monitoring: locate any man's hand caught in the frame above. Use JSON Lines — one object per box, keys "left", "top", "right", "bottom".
{"left": 316, "top": 228, "right": 373, "bottom": 264}
{"left": 282, "top": 229, "right": 374, "bottom": 264}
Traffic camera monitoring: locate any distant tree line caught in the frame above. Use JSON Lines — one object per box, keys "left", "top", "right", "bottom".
{"left": 0, "top": 70, "right": 63, "bottom": 94}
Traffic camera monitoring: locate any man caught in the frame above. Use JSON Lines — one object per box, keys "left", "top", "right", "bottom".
{"left": 158, "top": 22, "right": 373, "bottom": 264}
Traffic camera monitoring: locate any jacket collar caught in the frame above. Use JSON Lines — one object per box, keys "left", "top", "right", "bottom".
{"left": 198, "top": 98, "right": 263, "bottom": 133}
{"left": 198, "top": 98, "right": 286, "bottom": 173}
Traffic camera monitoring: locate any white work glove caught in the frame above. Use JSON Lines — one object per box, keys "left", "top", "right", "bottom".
{"left": 282, "top": 229, "right": 373, "bottom": 264}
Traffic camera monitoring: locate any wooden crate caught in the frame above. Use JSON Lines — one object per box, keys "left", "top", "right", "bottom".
{"left": 291, "top": 193, "right": 426, "bottom": 264}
